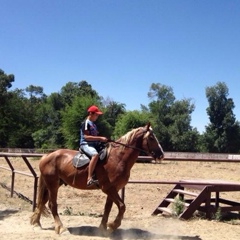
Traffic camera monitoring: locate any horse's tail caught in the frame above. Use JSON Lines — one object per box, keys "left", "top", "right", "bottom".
{"left": 30, "top": 174, "right": 50, "bottom": 225}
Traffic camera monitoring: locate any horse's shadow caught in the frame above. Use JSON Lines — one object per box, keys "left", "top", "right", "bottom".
{"left": 68, "top": 226, "right": 202, "bottom": 240}
{"left": 0, "top": 209, "right": 19, "bottom": 221}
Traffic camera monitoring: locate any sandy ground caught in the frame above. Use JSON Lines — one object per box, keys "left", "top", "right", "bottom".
{"left": 1, "top": 158, "right": 240, "bottom": 240}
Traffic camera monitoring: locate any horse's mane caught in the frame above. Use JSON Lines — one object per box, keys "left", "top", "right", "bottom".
{"left": 118, "top": 127, "right": 140, "bottom": 145}
{"left": 108, "top": 126, "right": 160, "bottom": 159}
{"left": 107, "top": 127, "right": 142, "bottom": 154}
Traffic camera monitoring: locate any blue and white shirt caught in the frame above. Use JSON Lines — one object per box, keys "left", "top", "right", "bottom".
{"left": 80, "top": 119, "right": 99, "bottom": 147}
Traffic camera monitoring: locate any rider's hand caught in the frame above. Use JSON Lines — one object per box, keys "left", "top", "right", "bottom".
{"left": 100, "top": 137, "right": 108, "bottom": 142}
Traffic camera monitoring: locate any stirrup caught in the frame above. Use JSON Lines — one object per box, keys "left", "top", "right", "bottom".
{"left": 87, "top": 178, "right": 99, "bottom": 187}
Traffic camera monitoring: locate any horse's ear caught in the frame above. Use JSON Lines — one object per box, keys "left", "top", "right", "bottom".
{"left": 146, "top": 122, "right": 151, "bottom": 130}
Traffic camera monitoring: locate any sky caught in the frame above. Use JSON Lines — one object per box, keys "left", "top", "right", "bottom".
{"left": 1, "top": 0, "right": 240, "bottom": 133}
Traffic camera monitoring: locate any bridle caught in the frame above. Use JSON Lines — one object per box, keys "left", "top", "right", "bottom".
{"left": 108, "top": 128, "right": 154, "bottom": 156}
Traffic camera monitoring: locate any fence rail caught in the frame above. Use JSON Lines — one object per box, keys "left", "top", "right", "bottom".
{"left": 139, "top": 152, "right": 240, "bottom": 162}
{"left": 1, "top": 151, "right": 240, "bottom": 211}
{"left": 0, "top": 153, "right": 40, "bottom": 211}
{"left": 1, "top": 149, "right": 240, "bottom": 161}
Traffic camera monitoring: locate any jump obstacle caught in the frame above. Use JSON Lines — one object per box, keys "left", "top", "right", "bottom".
{"left": 153, "top": 179, "right": 240, "bottom": 219}
{"left": 1, "top": 152, "right": 240, "bottom": 219}
{"left": 123, "top": 180, "right": 240, "bottom": 219}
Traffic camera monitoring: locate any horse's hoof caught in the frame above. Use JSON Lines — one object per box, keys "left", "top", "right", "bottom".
{"left": 102, "top": 229, "right": 112, "bottom": 237}
{"left": 107, "top": 228, "right": 114, "bottom": 235}
{"left": 55, "top": 225, "right": 65, "bottom": 234}
{"left": 107, "top": 222, "right": 116, "bottom": 233}
{"left": 60, "top": 227, "right": 69, "bottom": 235}
{"left": 33, "top": 223, "right": 42, "bottom": 230}
{"left": 99, "top": 223, "right": 106, "bottom": 231}
{"left": 32, "top": 223, "right": 42, "bottom": 231}
{"left": 99, "top": 224, "right": 109, "bottom": 237}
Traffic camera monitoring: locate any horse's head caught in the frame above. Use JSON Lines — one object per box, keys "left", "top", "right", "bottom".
{"left": 141, "top": 123, "right": 164, "bottom": 162}
{"left": 116, "top": 123, "right": 164, "bottom": 162}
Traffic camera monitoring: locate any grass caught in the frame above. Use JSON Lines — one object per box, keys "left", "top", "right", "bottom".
{"left": 213, "top": 207, "right": 222, "bottom": 221}
{"left": 61, "top": 206, "right": 102, "bottom": 218}
{"left": 171, "top": 196, "right": 185, "bottom": 216}
{"left": 62, "top": 206, "right": 73, "bottom": 215}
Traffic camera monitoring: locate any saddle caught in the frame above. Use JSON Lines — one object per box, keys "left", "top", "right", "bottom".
{"left": 72, "top": 146, "right": 107, "bottom": 168}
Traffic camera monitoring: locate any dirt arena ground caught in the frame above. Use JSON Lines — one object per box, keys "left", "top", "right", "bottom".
{"left": 1, "top": 157, "right": 240, "bottom": 240}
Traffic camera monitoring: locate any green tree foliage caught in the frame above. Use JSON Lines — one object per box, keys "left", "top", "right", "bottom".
{"left": 32, "top": 81, "right": 103, "bottom": 149}
{"left": 148, "top": 83, "right": 175, "bottom": 150}
{"left": 103, "top": 99, "right": 126, "bottom": 130}
{"left": 113, "top": 111, "right": 151, "bottom": 139}
{"left": 169, "top": 99, "right": 199, "bottom": 151}
{"left": 147, "top": 83, "right": 199, "bottom": 151}
{"left": 32, "top": 92, "right": 64, "bottom": 149}
{"left": 60, "top": 80, "right": 100, "bottom": 106}
{"left": 203, "top": 82, "right": 240, "bottom": 153}
{"left": 2, "top": 66, "right": 240, "bottom": 153}
{"left": 25, "top": 85, "right": 44, "bottom": 98}
{"left": 20, "top": 85, "right": 48, "bottom": 148}
{"left": 0, "top": 69, "right": 14, "bottom": 100}
{"left": 0, "top": 88, "right": 38, "bottom": 147}
{"left": 0, "top": 70, "right": 51, "bottom": 148}
{"left": 0, "top": 69, "right": 15, "bottom": 146}
{"left": 0, "top": 70, "right": 18, "bottom": 147}
{"left": 1, "top": 90, "right": 23, "bottom": 147}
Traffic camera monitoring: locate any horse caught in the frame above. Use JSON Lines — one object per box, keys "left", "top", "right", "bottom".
{"left": 30, "top": 123, "right": 164, "bottom": 235}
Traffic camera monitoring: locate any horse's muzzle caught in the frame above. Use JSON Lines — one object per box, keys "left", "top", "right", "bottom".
{"left": 151, "top": 152, "right": 164, "bottom": 161}
{"left": 158, "top": 153, "right": 164, "bottom": 161}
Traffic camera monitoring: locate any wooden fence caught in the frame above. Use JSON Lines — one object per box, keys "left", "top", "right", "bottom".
{"left": 1, "top": 151, "right": 240, "bottom": 212}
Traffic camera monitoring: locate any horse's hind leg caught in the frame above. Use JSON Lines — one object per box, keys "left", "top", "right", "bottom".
{"left": 45, "top": 177, "right": 64, "bottom": 234}
{"left": 31, "top": 192, "right": 49, "bottom": 228}
{"left": 30, "top": 175, "right": 49, "bottom": 228}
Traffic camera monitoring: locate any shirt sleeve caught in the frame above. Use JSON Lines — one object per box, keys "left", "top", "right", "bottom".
{"left": 81, "top": 120, "right": 91, "bottom": 133}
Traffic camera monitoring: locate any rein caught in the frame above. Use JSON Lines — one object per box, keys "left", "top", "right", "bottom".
{"left": 108, "top": 139, "right": 144, "bottom": 152}
{"left": 108, "top": 128, "right": 150, "bottom": 155}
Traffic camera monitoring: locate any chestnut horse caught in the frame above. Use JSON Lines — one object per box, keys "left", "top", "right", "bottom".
{"left": 30, "top": 123, "right": 164, "bottom": 234}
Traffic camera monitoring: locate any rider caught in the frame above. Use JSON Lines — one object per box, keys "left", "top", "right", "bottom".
{"left": 79, "top": 105, "right": 108, "bottom": 187}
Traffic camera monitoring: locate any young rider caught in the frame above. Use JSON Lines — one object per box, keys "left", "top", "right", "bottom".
{"left": 79, "top": 105, "right": 108, "bottom": 187}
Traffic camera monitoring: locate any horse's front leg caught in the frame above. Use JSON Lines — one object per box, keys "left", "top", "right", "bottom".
{"left": 105, "top": 188, "right": 126, "bottom": 232}
{"left": 99, "top": 196, "right": 113, "bottom": 235}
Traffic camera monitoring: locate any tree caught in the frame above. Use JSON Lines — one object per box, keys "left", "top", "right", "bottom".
{"left": 60, "top": 80, "right": 100, "bottom": 106}
{"left": 147, "top": 83, "right": 199, "bottom": 151}
{"left": 1, "top": 89, "right": 36, "bottom": 147}
{"left": 113, "top": 111, "right": 151, "bottom": 139}
{"left": 0, "top": 69, "right": 14, "bottom": 99}
{"left": 148, "top": 83, "right": 175, "bottom": 150}
{"left": 0, "top": 70, "right": 15, "bottom": 147}
{"left": 32, "top": 92, "right": 64, "bottom": 149}
{"left": 203, "top": 82, "right": 240, "bottom": 153}
{"left": 168, "top": 99, "right": 199, "bottom": 151}
{"left": 26, "top": 85, "right": 44, "bottom": 98}
{"left": 0, "top": 71, "right": 46, "bottom": 147}
{"left": 102, "top": 98, "right": 126, "bottom": 130}
{"left": 3, "top": 85, "right": 48, "bottom": 148}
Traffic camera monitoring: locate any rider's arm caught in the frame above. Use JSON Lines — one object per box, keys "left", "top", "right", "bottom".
{"left": 83, "top": 132, "right": 107, "bottom": 142}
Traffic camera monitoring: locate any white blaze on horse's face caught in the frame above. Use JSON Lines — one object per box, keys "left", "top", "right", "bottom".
{"left": 144, "top": 127, "right": 164, "bottom": 161}
{"left": 152, "top": 132, "right": 164, "bottom": 162}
